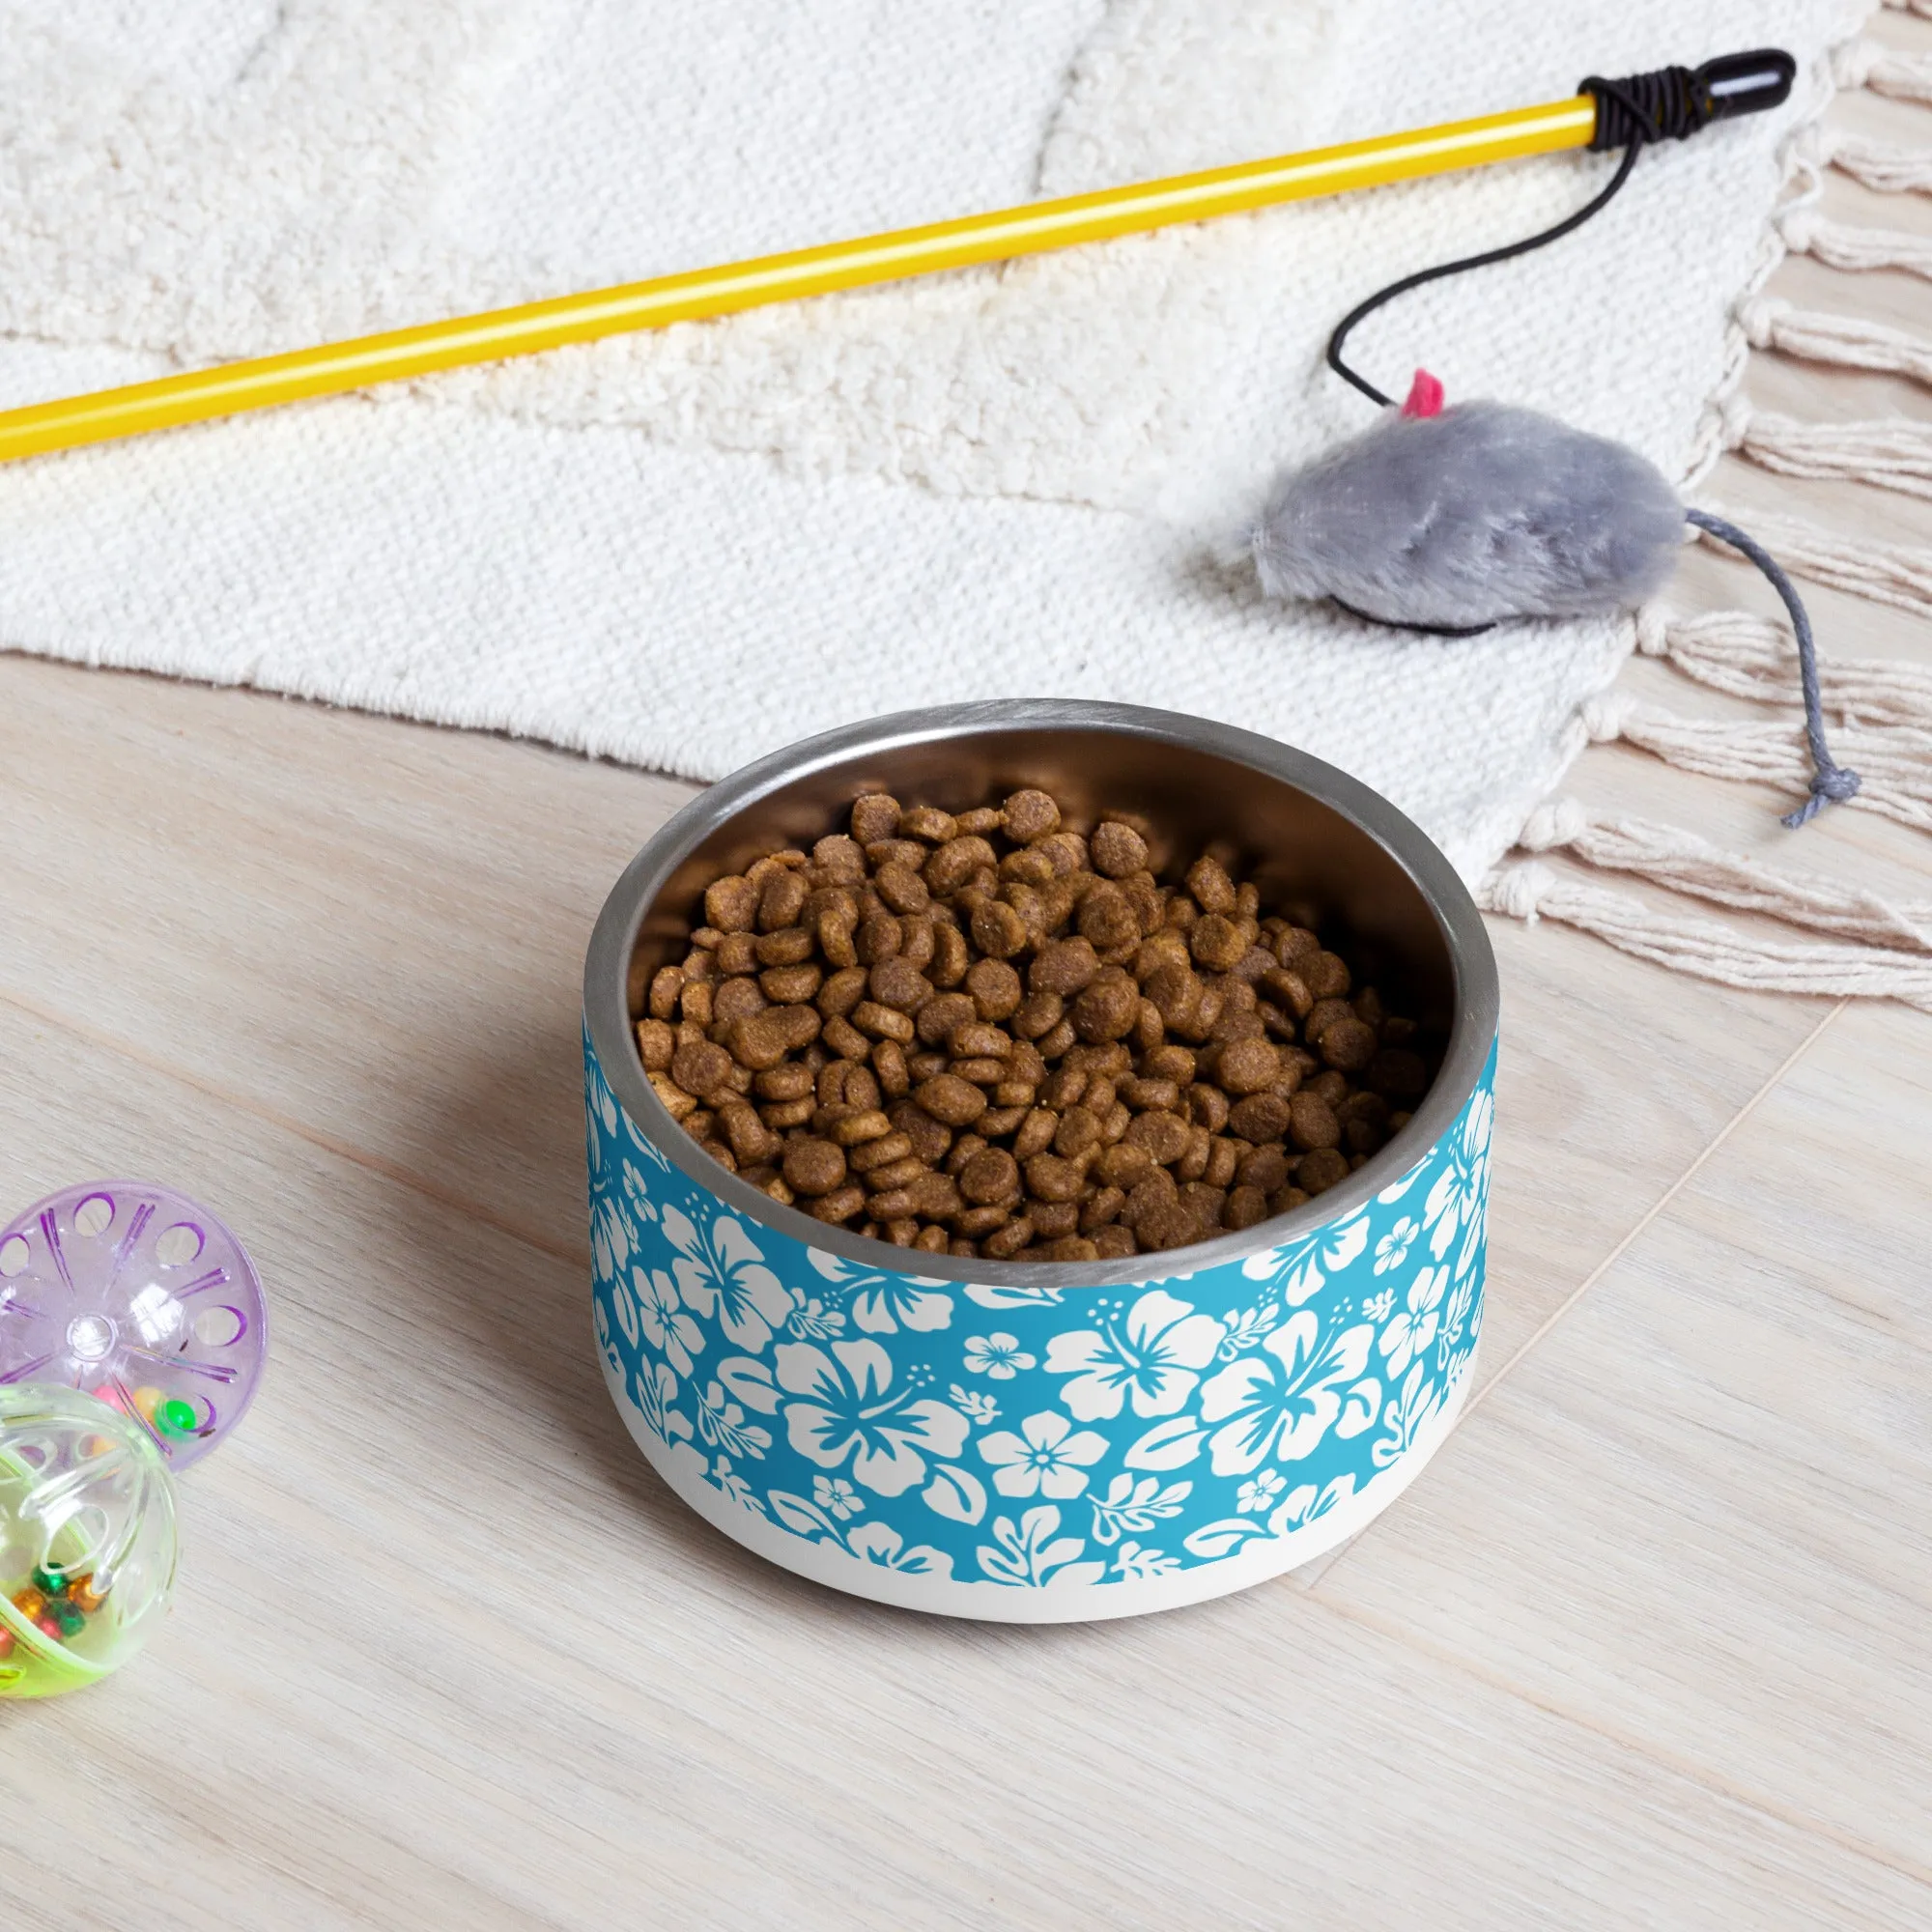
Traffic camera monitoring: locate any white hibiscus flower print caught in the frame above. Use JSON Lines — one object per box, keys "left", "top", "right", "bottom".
{"left": 1236, "top": 1469, "right": 1287, "bottom": 1515}
{"left": 636, "top": 1267, "right": 704, "bottom": 1380}
{"left": 590, "top": 1196, "right": 634, "bottom": 1285}
{"left": 663, "top": 1204, "right": 795, "bottom": 1354}
{"left": 710, "top": 1456, "right": 760, "bottom": 1514}
{"left": 848, "top": 1522, "right": 953, "bottom": 1577}
{"left": 632, "top": 1360, "right": 692, "bottom": 1445}
{"left": 1044, "top": 1290, "right": 1227, "bottom": 1420}
{"left": 1424, "top": 1089, "right": 1492, "bottom": 1277}
{"left": 786, "top": 1295, "right": 846, "bottom": 1340}
{"left": 1112, "top": 1542, "right": 1181, "bottom": 1580}
{"left": 1361, "top": 1287, "right": 1395, "bottom": 1325}
{"left": 696, "top": 1379, "right": 773, "bottom": 1460}
{"left": 811, "top": 1475, "right": 863, "bottom": 1520}
{"left": 950, "top": 1385, "right": 1001, "bottom": 1427}
{"left": 1378, "top": 1264, "right": 1447, "bottom": 1379}
{"left": 809, "top": 1248, "right": 952, "bottom": 1335}
{"left": 963, "top": 1333, "right": 1036, "bottom": 1378}
{"left": 978, "top": 1409, "right": 1109, "bottom": 1498}
{"left": 741, "top": 1340, "right": 969, "bottom": 1496}
{"left": 1374, "top": 1216, "right": 1419, "bottom": 1276}
{"left": 1197, "top": 1311, "right": 1378, "bottom": 1475}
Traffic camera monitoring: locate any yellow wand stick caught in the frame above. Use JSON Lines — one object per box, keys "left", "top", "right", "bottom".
{"left": 0, "top": 53, "right": 1793, "bottom": 466}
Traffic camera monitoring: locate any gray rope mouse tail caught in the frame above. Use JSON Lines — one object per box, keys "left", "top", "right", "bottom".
{"left": 1682, "top": 508, "right": 1861, "bottom": 828}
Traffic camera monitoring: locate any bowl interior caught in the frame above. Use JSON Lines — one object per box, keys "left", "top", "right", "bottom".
{"left": 591, "top": 702, "right": 1497, "bottom": 1290}
{"left": 628, "top": 724, "right": 1456, "bottom": 1037}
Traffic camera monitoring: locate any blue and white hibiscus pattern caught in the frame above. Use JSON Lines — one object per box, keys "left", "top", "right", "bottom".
{"left": 587, "top": 1026, "right": 1494, "bottom": 1596}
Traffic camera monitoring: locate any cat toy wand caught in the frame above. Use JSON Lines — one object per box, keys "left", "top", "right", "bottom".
{"left": 0, "top": 50, "right": 1793, "bottom": 465}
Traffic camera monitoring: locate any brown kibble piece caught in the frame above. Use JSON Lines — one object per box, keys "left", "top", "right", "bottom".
{"left": 899, "top": 805, "right": 957, "bottom": 843}
{"left": 1090, "top": 820, "right": 1149, "bottom": 878}
{"left": 971, "top": 899, "right": 1030, "bottom": 959}
{"left": 1030, "top": 936, "right": 1099, "bottom": 997}
{"left": 1125, "top": 1112, "right": 1191, "bottom": 1165}
{"left": 635, "top": 1018, "right": 675, "bottom": 1072}
{"left": 1288, "top": 1091, "right": 1341, "bottom": 1152}
{"left": 1185, "top": 855, "right": 1237, "bottom": 916}
{"left": 703, "top": 875, "right": 759, "bottom": 933}
{"left": 915, "top": 1074, "right": 989, "bottom": 1127}
{"left": 828, "top": 1110, "right": 894, "bottom": 1147}
{"left": 1093, "top": 1223, "right": 1138, "bottom": 1260}
{"left": 808, "top": 1184, "right": 867, "bottom": 1224}
{"left": 1024, "top": 1152, "right": 1085, "bottom": 1203}
{"left": 874, "top": 863, "right": 930, "bottom": 915}
{"left": 1297, "top": 1147, "right": 1350, "bottom": 1196}
{"left": 868, "top": 957, "right": 932, "bottom": 1011}
{"left": 672, "top": 1039, "right": 734, "bottom": 1098}
{"left": 1236, "top": 1144, "right": 1292, "bottom": 1194}
{"left": 1304, "top": 950, "right": 1351, "bottom": 998}
{"left": 1216, "top": 1037, "right": 1280, "bottom": 1096}
{"left": 782, "top": 1139, "right": 848, "bottom": 1198}
{"left": 923, "top": 835, "right": 995, "bottom": 895}
{"left": 1071, "top": 969, "right": 1140, "bottom": 1041}
{"left": 1137, "top": 1201, "right": 1200, "bottom": 1252}
{"left": 981, "top": 1217, "right": 1034, "bottom": 1260}
{"left": 1302, "top": 996, "right": 1355, "bottom": 1043}
{"left": 849, "top": 794, "right": 902, "bottom": 844}
{"left": 1189, "top": 915, "right": 1247, "bottom": 974}
{"left": 812, "top": 835, "right": 867, "bottom": 882}
{"left": 964, "top": 956, "right": 1023, "bottom": 1021}
{"left": 851, "top": 1001, "right": 917, "bottom": 1044}
{"left": 1002, "top": 788, "right": 1061, "bottom": 842}
{"left": 1320, "top": 1017, "right": 1378, "bottom": 1072}
{"left": 850, "top": 1131, "right": 915, "bottom": 1174}
{"left": 757, "top": 869, "right": 810, "bottom": 933}
{"left": 1077, "top": 885, "right": 1141, "bottom": 952}
{"left": 1223, "top": 1185, "right": 1268, "bottom": 1232}
{"left": 959, "top": 1147, "right": 1021, "bottom": 1204}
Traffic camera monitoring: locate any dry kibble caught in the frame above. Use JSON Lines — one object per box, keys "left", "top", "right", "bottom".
{"left": 635, "top": 1017, "right": 675, "bottom": 1071}
{"left": 1002, "top": 789, "right": 1061, "bottom": 842}
{"left": 1215, "top": 1037, "right": 1280, "bottom": 1096}
{"left": 849, "top": 794, "right": 902, "bottom": 844}
{"left": 647, "top": 784, "right": 1436, "bottom": 1259}
{"left": 1319, "top": 1017, "right": 1379, "bottom": 1072}
{"left": 1288, "top": 1091, "right": 1342, "bottom": 1152}
{"left": 704, "top": 875, "right": 759, "bottom": 933}
{"left": 1090, "top": 820, "right": 1149, "bottom": 878}
{"left": 782, "top": 1138, "right": 847, "bottom": 1198}
{"left": 916, "top": 1074, "right": 989, "bottom": 1127}
{"left": 1030, "top": 937, "right": 1099, "bottom": 997}
{"left": 1297, "top": 1147, "right": 1350, "bottom": 1196}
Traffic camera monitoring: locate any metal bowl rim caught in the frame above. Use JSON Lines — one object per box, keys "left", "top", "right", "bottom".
{"left": 584, "top": 698, "right": 1498, "bottom": 1292}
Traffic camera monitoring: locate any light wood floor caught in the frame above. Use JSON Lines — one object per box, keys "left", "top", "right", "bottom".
{"left": 3, "top": 24, "right": 1929, "bottom": 1929}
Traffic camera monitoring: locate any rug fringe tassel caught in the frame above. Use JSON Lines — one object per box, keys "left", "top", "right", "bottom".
{"left": 1691, "top": 504, "right": 1932, "bottom": 619}
{"left": 1726, "top": 402, "right": 1932, "bottom": 499}
{"left": 1835, "top": 36, "right": 1932, "bottom": 104}
{"left": 1779, "top": 207, "right": 1932, "bottom": 281}
{"left": 1741, "top": 297, "right": 1932, "bottom": 387}
{"left": 1635, "top": 605, "right": 1932, "bottom": 729}
{"left": 1822, "top": 129, "right": 1932, "bottom": 194}
{"left": 1516, "top": 799, "right": 1932, "bottom": 951}
{"left": 1479, "top": 861, "right": 1932, "bottom": 1009}
{"left": 1579, "top": 693, "right": 1932, "bottom": 833}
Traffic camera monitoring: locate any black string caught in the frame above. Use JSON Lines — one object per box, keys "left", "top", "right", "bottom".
{"left": 1326, "top": 79, "right": 1657, "bottom": 407}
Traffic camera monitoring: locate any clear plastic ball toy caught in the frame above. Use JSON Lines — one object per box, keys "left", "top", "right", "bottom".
{"left": 0, "top": 1383, "right": 180, "bottom": 1698}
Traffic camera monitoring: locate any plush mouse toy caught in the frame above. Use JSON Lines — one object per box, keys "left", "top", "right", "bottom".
{"left": 1250, "top": 55, "right": 1860, "bottom": 828}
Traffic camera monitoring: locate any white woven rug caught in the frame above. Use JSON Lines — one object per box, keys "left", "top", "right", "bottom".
{"left": 0, "top": 0, "right": 1868, "bottom": 884}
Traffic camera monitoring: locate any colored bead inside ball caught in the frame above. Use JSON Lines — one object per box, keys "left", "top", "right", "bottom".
{"left": 0, "top": 1384, "right": 179, "bottom": 1699}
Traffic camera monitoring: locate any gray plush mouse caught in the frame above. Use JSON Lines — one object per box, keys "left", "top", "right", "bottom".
{"left": 1251, "top": 375, "right": 1684, "bottom": 633}
{"left": 1250, "top": 370, "right": 1860, "bottom": 826}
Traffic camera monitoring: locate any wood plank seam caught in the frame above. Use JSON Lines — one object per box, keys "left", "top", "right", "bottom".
{"left": 1307, "top": 1586, "right": 1932, "bottom": 1892}
{"left": 0, "top": 983, "right": 593, "bottom": 1274}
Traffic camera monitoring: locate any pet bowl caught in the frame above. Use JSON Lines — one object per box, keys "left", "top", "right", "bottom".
{"left": 583, "top": 701, "right": 1497, "bottom": 1622}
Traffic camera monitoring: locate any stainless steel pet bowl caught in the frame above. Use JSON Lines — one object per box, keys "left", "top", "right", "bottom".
{"left": 584, "top": 700, "right": 1498, "bottom": 1621}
